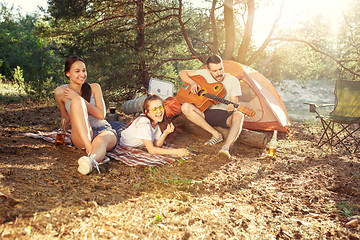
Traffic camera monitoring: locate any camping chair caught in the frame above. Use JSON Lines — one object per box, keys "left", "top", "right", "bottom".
{"left": 305, "top": 80, "right": 360, "bottom": 154}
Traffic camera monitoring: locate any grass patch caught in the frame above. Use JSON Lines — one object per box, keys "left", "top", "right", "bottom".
{"left": 158, "top": 176, "right": 201, "bottom": 184}
{"left": 337, "top": 201, "right": 360, "bottom": 217}
{"left": 149, "top": 214, "right": 163, "bottom": 223}
{"left": 0, "top": 81, "right": 28, "bottom": 104}
{"left": 144, "top": 166, "right": 158, "bottom": 181}
{"left": 144, "top": 166, "right": 201, "bottom": 184}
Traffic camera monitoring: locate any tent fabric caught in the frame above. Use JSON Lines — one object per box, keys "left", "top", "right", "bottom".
{"left": 220, "top": 60, "right": 291, "bottom": 133}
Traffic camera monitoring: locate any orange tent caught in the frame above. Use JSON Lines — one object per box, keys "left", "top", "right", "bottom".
{"left": 220, "top": 60, "right": 291, "bottom": 133}
{"left": 164, "top": 60, "right": 291, "bottom": 133}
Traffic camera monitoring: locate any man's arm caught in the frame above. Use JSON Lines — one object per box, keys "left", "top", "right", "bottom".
{"left": 225, "top": 76, "right": 242, "bottom": 111}
{"left": 179, "top": 70, "right": 201, "bottom": 94}
{"left": 226, "top": 96, "right": 240, "bottom": 112}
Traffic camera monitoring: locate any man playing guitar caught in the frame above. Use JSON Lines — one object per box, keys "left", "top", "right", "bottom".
{"left": 179, "top": 55, "right": 244, "bottom": 159}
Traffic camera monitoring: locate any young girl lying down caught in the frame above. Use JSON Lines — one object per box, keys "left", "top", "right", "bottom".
{"left": 120, "top": 94, "right": 189, "bottom": 157}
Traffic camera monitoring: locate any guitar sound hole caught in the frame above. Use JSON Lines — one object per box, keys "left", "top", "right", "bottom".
{"left": 214, "top": 85, "right": 219, "bottom": 91}
{"left": 198, "top": 89, "right": 205, "bottom": 96}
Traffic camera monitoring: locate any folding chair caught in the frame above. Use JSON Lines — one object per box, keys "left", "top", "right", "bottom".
{"left": 305, "top": 80, "right": 360, "bottom": 154}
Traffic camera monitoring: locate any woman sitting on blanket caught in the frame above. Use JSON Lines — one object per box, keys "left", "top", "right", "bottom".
{"left": 120, "top": 94, "right": 189, "bottom": 157}
{"left": 54, "top": 56, "right": 118, "bottom": 175}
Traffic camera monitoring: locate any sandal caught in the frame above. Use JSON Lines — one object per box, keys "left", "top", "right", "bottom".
{"left": 205, "top": 135, "right": 223, "bottom": 146}
{"left": 99, "top": 156, "right": 110, "bottom": 165}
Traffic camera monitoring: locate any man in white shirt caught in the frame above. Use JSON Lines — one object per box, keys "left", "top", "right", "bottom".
{"left": 179, "top": 55, "right": 244, "bottom": 159}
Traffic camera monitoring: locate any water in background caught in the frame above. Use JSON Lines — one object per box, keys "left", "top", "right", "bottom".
{"left": 273, "top": 79, "right": 335, "bottom": 122}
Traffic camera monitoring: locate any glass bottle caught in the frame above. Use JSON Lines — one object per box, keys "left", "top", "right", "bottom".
{"left": 106, "top": 101, "right": 119, "bottom": 122}
{"left": 268, "top": 130, "right": 278, "bottom": 157}
{"left": 55, "top": 118, "right": 66, "bottom": 146}
{"left": 109, "top": 101, "right": 117, "bottom": 114}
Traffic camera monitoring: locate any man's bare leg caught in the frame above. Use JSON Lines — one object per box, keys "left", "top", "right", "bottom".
{"left": 218, "top": 111, "right": 244, "bottom": 158}
{"left": 222, "top": 111, "right": 244, "bottom": 150}
{"left": 181, "top": 103, "right": 222, "bottom": 139}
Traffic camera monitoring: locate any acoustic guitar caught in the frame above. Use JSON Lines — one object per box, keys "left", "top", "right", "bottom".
{"left": 176, "top": 75, "right": 255, "bottom": 117}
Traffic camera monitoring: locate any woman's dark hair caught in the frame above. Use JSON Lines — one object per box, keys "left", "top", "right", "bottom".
{"left": 126, "top": 94, "right": 170, "bottom": 132}
{"left": 142, "top": 94, "right": 162, "bottom": 115}
{"left": 64, "top": 56, "right": 91, "bottom": 102}
{"left": 206, "top": 55, "right": 223, "bottom": 68}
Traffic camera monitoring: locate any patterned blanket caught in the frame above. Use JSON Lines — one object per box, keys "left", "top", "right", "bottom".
{"left": 22, "top": 124, "right": 182, "bottom": 167}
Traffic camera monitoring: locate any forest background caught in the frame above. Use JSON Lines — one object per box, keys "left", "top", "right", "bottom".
{"left": 1, "top": 0, "right": 360, "bottom": 103}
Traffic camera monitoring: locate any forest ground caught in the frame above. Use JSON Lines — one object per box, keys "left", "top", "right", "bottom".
{"left": 0, "top": 100, "right": 359, "bottom": 239}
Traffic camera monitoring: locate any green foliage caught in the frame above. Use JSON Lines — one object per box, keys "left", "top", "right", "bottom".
{"left": 335, "top": 0, "right": 360, "bottom": 80}
{"left": 13, "top": 66, "right": 26, "bottom": 92}
{"left": 259, "top": 0, "right": 360, "bottom": 82}
{"left": 41, "top": 0, "right": 212, "bottom": 99}
{"left": 0, "top": 79, "right": 28, "bottom": 104}
{"left": 0, "top": 58, "right": 12, "bottom": 80}
{"left": 0, "top": 5, "right": 64, "bottom": 99}
{"left": 266, "top": 41, "right": 337, "bottom": 81}
{"left": 2, "top": 0, "right": 360, "bottom": 102}
{"left": 149, "top": 214, "right": 163, "bottom": 223}
{"left": 337, "top": 201, "right": 360, "bottom": 217}
{"left": 47, "top": 0, "right": 90, "bottom": 20}
{"left": 144, "top": 166, "right": 158, "bottom": 181}
{"left": 158, "top": 177, "right": 201, "bottom": 184}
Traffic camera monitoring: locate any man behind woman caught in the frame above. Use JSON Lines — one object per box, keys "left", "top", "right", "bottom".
{"left": 54, "top": 56, "right": 189, "bottom": 175}
{"left": 179, "top": 55, "right": 244, "bottom": 159}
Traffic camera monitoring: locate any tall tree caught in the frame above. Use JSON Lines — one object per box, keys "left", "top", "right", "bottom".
{"left": 0, "top": 6, "right": 63, "bottom": 98}
{"left": 223, "top": 0, "right": 235, "bottom": 59}
{"left": 236, "top": 0, "right": 255, "bottom": 63}
{"left": 182, "top": 0, "right": 359, "bottom": 79}
{"left": 44, "top": 0, "right": 203, "bottom": 96}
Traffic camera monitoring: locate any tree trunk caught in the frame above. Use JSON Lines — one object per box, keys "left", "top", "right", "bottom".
{"left": 178, "top": 0, "right": 205, "bottom": 64}
{"left": 210, "top": 0, "right": 219, "bottom": 54}
{"left": 136, "top": 0, "right": 150, "bottom": 88}
{"left": 237, "top": 0, "right": 255, "bottom": 63}
{"left": 223, "top": 0, "right": 235, "bottom": 59}
{"left": 245, "top": 0, "right": 285, "bottom": 66}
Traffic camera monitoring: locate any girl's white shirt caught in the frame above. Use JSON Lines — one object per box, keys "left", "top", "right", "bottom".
{"left": 120, "top": 115, "right": 161, "bottom": 148}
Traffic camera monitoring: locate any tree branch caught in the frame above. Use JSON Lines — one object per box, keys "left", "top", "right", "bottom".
{"left": 144, "top": 56, "right": 207, "bottom": 72}
{"left": 177, "top": 0, "right": 206, "bottom": 64}
{"left": 49, "top": 23, "right": 135, "bottom": 37}
{"left": 145, "top": 7, "right": 178, "bottom": 14}
{"left": 246, "top": 0, "right": 285, "bottom": 65}
{"left": 270, "top": 38, "right": 360, "bottom": 77}
{"left": 79, "top": 14, "right": 135, "bottom": 32}
{"left": 145, "top": 14, "right": 178, "bottom": 28}
{"left": 237, "top": 0, "right": 255, "bottom": 63}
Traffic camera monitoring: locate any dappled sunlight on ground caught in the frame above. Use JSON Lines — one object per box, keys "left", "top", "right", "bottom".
{"left": 0, "top": 101, "right": 359, "bottom": 239}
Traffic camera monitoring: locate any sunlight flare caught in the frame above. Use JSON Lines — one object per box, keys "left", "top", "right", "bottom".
{"left": 253, "top": 0, "right": 352, "bottom": 45}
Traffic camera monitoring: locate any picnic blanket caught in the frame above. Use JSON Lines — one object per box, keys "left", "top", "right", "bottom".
{"left": 22, "top": 121, "right": 182, "bottom": 167}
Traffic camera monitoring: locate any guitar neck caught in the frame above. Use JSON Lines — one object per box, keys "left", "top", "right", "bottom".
{"left": 203, "top": 93, "right": 239, "bottom": 108}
